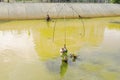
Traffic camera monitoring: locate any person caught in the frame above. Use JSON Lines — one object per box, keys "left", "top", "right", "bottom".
{"left": 70, "top": 53, "right": 77, "bottom": 62}
{"left": 60, "top": 44, "right": 68, "bottom": 55}
{"left": 60, "top": 44, "right": 68, "bottom": 62}
{"left": 46, "top": 14, "right": 51, "bottom": 22}
{"left": 78, "top": 15, "right": 82, "bottom": 18}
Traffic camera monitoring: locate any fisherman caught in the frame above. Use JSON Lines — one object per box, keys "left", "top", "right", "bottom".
{"left": 60, "top": 44, "right": 68, "bottom": 62}
{"left": 46, "top": 14, "right": 51, "bottom": 22}
{"left": 78, "top": 15, "right": 82, "bottom": 18}
{"left": 70, "top": 53, "right": 77, "bottom": 62}
{"left": 60, "top": 44, "right": 68, "bottom": 55}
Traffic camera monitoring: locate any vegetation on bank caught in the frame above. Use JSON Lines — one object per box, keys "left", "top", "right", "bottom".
{"left": 111, "top": 0, "right": 120, "bottom": 3}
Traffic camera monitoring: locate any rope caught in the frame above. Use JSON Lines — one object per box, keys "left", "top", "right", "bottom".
{"left": 52, "top": 4, "right": 64, "bottom": 42}
{"left": 52, "top": 20, "right": 56, "bottom": 41}
{"left": 52, "top": 3, "right": 67, "bottom": 48}
{"left": 63, "top": 3, "right": 67, "bottom": 46}
{"left": 46, "top": 5, "right": 54, "bottom": 15}
{"left": 52, "top": 3, "right": 85, "bottom": 48}
{"left": 65, "top": 3, "right": 85, "bottom": 37}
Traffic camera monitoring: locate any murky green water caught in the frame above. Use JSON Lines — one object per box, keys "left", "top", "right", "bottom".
{"left": 0, "top": 17, "right": 120, "bottom": 80}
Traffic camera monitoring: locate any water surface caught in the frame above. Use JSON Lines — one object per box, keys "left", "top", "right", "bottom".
{"left": 0, "top": 17, "right": 120, "bottom": 80}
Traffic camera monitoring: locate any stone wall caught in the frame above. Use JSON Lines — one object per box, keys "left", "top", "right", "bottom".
{"left": 0, "top": 3, "right": 120, "bottom": 20}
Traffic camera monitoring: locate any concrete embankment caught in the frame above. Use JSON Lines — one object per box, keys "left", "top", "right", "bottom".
{"left": 0, "top": 3, "right": 120, "bottom": 20}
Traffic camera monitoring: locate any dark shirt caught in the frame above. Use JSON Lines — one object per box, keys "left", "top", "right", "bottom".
{"left": 46, "top": 15, "right": 51, "bottom": 22}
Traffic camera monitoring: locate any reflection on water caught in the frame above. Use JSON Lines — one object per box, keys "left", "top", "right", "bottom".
{"left": 60, "top": 60, "right": 68, "bottom": 77}
{"left": 0, "top": 17, "right": 120, "bottom": 80}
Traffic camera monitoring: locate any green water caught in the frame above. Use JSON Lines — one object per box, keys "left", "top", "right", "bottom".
{"left": 0, "top": 17, "right": 120, "bottom": 80}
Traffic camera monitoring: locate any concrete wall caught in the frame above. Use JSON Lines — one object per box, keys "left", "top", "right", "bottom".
{"left": 0, "top": 3, "right": 120, "bottom": 20}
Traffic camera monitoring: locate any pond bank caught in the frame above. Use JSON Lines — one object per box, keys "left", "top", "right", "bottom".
{"left": 0, "top": 3, "right": 120, "bottom": 20}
